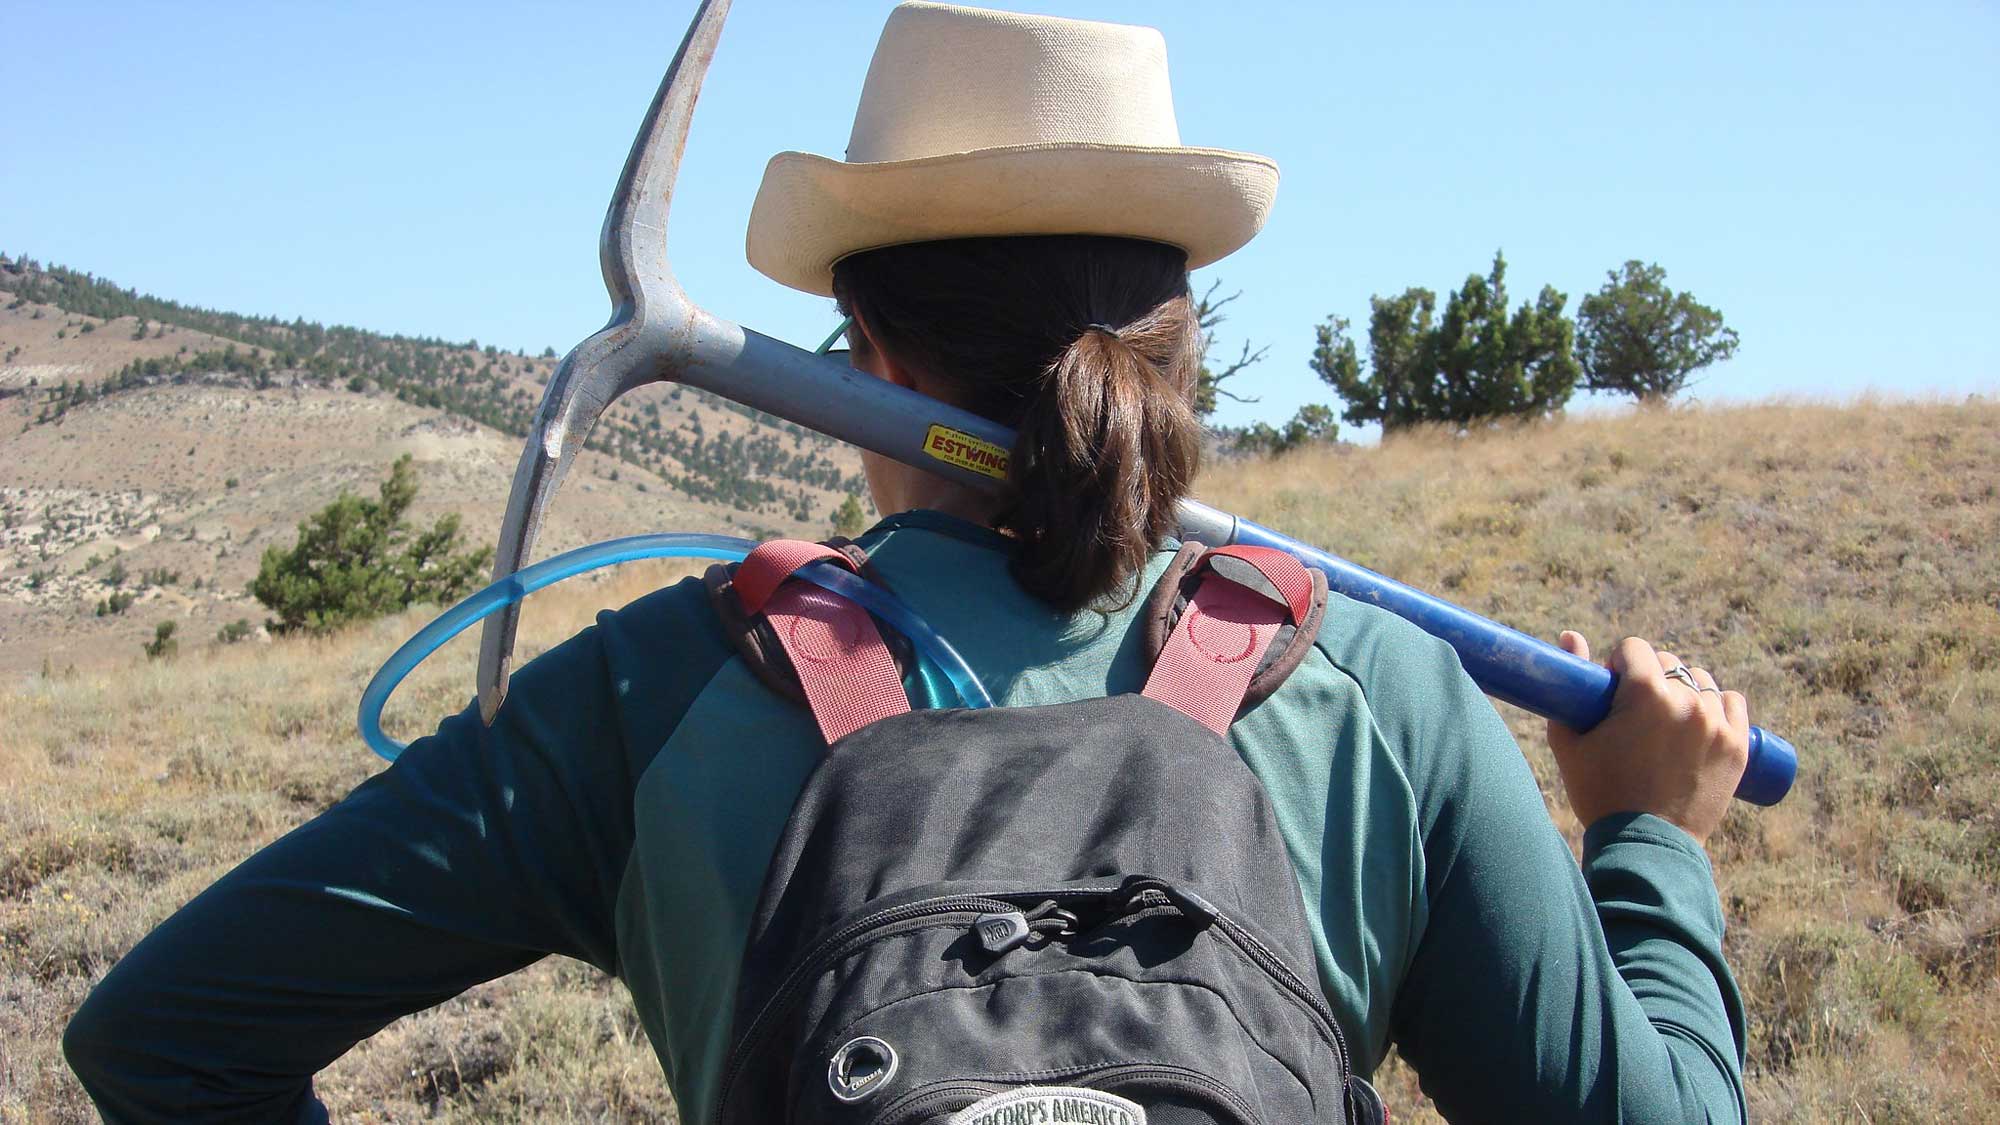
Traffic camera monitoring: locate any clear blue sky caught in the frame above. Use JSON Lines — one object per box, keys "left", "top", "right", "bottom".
{"left": 4, "top": 1, "right": 1995, "bottom": 429}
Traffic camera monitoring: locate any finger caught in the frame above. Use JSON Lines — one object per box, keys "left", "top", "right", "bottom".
{"left": 1657, "top": 651, "right": 1709, "bottom": 701}
{"left": 1558, "top": 630, "right": 1591, "bottom": 662}
{"left": 1547, "top": 631, "right": 1591, "bottom": 744}
{"left": 1721, "top": 689, "right": 1749, "bottom": 736}
{"left": 1685, "top": 664, "right": 1727, "bottom": 720}
{"left": 1609, "top": 637, "right": 1666, "bottom": 682}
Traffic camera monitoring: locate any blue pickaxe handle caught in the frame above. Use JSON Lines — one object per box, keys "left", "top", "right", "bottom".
{"left": 1203, "top": 508, "right": 1797, "bottom": 805}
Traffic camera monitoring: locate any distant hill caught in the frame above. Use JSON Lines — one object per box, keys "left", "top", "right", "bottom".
{"left": 0, "top": 252, "right": 868, "bottom": 677}
{"left": 0, "top": 254, "right": 866, "bottom": 515}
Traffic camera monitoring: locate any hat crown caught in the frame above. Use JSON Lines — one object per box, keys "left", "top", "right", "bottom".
{"left": 847, "top": 2, "right": 1183, "bottom": 163}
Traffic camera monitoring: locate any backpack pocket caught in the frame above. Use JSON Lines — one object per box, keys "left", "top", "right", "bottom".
{"left": 716, "top": 877, "right": 1348, "bottom": 1125}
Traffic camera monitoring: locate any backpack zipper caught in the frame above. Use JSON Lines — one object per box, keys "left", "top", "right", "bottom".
{"left": 714, "top": 883, "right": 1348, "bottom": 1121}
{"left": 716, "top": 892, "right": 1022, "bottom": 1122}
{"left": 1120, "top": 886, "right": 1349, "bottom": 1081}
{"left": 1082, "top": 1062, "right": 1265, "bottom": 1123}
{"left": 719, "top": 887, "right": 1139, "bottom": 1120}
{"left": 1207, "top": 911, "right": 1351, "bottom": 1082}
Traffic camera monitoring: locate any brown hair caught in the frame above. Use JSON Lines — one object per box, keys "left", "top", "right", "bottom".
{"left": 831, "top": 235, "right": 1202, "bottom": 613}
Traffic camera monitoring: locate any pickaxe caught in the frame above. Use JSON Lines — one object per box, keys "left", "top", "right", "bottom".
{"left": 475, "top": 0, "right": 1797, "bottom": 805}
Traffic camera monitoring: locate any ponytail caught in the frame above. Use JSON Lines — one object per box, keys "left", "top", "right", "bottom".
{"left": 1010, "top": 320, "right": 1200, "bottom": 610}
{"left": 832, "top": 236, "right": 1202, "bottom": 612}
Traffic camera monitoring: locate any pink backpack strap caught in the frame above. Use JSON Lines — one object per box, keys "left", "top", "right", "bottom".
{"left": 1141, "top": 545, "right": 1316, "bottom": 736}
{"left": 735, "top": 540, "right": 912, "bottom": 744}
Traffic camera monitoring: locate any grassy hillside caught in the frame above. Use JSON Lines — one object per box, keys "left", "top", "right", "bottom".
{"left": 1206, "top": 398, "right": 1999, "bottom": 1120}
{"left": 0, "top": 255, "right": 865, "bottom": 679}
{"left": 0, "top": 375, "right": 794, "bottom": 681}
{"left": 0, "top": 561, "right": 698, "bottom": 1122}
{"left": 4, "top": 398, "right": 1997, "bottom": 1121}
{"left": 0, "top": 255, "right": 867, "bottom": 518}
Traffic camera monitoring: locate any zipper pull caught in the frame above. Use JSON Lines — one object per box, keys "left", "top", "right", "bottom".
{"left": 1116, "top": 875, "right": 1218, "bottom": 925}
{"left": 971, "top": 911, "right": 1031, "bottom": 954}
{"left": 1162, "top": 884, "right": 1218, "bottom": 925}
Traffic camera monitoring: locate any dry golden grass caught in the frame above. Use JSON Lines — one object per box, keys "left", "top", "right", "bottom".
{"left": 1201, "top": 397, "right": 2000, "bottom": 1123}
{"left": 4, "top": 397, "right": 1996, "bottom": 1122}
{"left": 1, "top": 561, "right": 704, "bottom": 1123}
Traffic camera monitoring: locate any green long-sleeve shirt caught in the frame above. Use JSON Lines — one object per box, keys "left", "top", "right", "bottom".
{"left": 66, "top": 510, "right": 1747, "bottom": 1123}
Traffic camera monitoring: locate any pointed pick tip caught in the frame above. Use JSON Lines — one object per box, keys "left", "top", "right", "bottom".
{"left": 478, "top": 679, "right": 506, "bottom": 726}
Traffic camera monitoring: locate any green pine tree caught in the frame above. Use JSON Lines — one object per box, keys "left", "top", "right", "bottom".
{"left": 830, "top": 493, "right": 870, "bottom": 539}
{"left": 1313, "top": 252, "right": 1579, "bottom": 432}
{"left": 1576, "top": 261, "right": 1739, "bottom": 403}
{"left": 249, "top": 455, "right": 493, "bottom": 634}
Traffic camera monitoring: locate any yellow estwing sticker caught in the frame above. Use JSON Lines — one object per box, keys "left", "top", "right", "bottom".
{"left": 922, "top": 424, "right": 1010, "bottom": 481}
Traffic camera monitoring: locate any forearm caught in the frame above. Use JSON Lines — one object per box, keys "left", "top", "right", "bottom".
{"left": 63, "top": 751, "right": 553, "bottom": 1122}
{"left": 1388, "top": 697, "right": 1748, "bottom": 1122}
{"left": 64, "top": 624, "right": 640, "bottom": 1121}
{"left": 1583, "top": 812, "right": 1747, "bottom": 1123}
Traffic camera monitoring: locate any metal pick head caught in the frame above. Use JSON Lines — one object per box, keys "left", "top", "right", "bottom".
{"left": 476, "top": 0, "right": 733, "bottom": 723}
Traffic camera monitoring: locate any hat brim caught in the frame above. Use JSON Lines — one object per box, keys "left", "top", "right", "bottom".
{"left": 746, "top": 143, "right": 1279, "bottom": 297}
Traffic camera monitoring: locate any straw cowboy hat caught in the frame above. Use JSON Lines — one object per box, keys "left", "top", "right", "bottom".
{"left": 746, "top": 1, "right": 1279, "bottom": 296}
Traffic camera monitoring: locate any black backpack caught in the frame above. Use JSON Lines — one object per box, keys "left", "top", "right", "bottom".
{"left": 701, "top": 538, "right": 1387, "bottom": 1125}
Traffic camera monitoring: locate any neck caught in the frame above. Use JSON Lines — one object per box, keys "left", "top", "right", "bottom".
{"left": 894, "top": 477, "right": 1006, "bottom": 529}
{"left": 871, "top": 456, "right": 1007, "bottom": 530}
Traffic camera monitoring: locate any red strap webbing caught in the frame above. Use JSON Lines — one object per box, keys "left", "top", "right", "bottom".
{"left": 738, "top": 540, "right": 1311, "bottom": 743}
{"left": 1207, "top": 545, "right": 1316, "bottom": 623}
{"left": 734, "top": 540, "right": 848, "bottom": 614}
{"left": 1142, "top": 546, "right": 1311, "bottom": 736}
{"left": 736, "top": 540, "right": 911, "bottom": 743}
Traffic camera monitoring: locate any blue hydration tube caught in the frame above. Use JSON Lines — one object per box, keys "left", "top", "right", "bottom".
{"left": 356, "top": 532, "right": 993, "bottom": 761}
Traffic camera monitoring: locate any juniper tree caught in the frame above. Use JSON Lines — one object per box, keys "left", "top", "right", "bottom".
{"left": 1576, "top": 261, "right": 1739, "bottom": 402}
{"left": 143, "top": 621, "right": 178, "bottom": 660}
{"left": 1192, "top": 281, "right": 1267, "bottom": 418}
{"left": 250, "top": 454, "right": 492, "bottom": 634}
{"left": 1231, "top": 403, "right": 1338, "bottom": 456}
{"left": 1313, "top": 252, "right": 1579, "bottom": 432}
{"left": 831, "top": 493, "right": 869, "bottom": 538}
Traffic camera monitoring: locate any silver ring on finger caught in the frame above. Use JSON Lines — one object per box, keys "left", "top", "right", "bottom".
{"left": 1662, "top": 664, "right": 1700, "bottom": 690}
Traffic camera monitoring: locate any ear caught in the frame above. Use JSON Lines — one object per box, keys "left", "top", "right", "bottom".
{"left": 850, "top": 310, "right": 919, "bottom": 392}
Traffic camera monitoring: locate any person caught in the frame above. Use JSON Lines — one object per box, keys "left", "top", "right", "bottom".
{"left": 64, "top": 3, "right": 1751, "bottom": 1122}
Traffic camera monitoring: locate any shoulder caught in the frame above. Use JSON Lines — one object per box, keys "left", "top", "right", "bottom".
{"left": 1299, "top": 593, "right": 1525, "bottom": 833}
{"left": 1307, "top": 593, "right": 1501, "bottom": 754}
{"left": 593, "top": 570, "right": 729, "bottom": 661}
{"left": 584, "top": 572, "right": 740, "bottom": 775}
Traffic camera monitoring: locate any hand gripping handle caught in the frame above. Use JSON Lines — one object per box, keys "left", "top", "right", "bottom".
{"left": 1220, "top": 512, "right": 1798, "bottom": 805}
{"left": 1508, "top": 638, "right": 1796, "bottom": 807}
